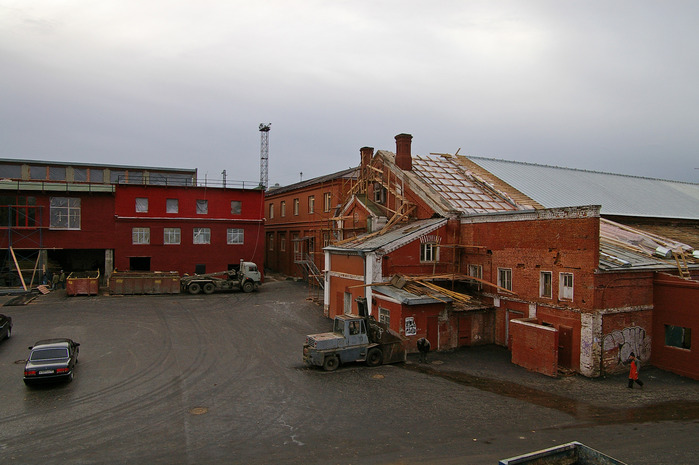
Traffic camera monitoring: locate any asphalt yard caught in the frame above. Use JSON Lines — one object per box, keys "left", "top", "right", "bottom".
{"left": 0, "top": 279, "right": 697, "bottom": 465}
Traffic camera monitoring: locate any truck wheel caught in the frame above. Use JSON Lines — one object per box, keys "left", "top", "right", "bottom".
{"left": 242, "top": 281, "right": 254, "bottom": 293}
{"left": 203, "top": 282, "right": 215, "bottom": 294}
{"left": 188, "top": 283, "right": 201, "bottom": 295}
{"left": 366, "top": 348, "right": 383, "bottom": 367}
{"left": 323, "top": 355, "right": 339, "bottom": 371}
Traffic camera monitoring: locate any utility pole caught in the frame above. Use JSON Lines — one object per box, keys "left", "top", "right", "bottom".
{"left": 259, "top": 123, "right": 271, "bottom": 189}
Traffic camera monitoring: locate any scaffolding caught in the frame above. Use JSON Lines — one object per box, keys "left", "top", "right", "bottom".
{"left": 1, "top": 204, "right": 45, "bottom": 290}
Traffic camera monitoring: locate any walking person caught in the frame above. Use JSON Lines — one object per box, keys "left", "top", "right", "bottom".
{"left": 627, "top": 352, "right": 644, "bottom": 389}
{"left": 59, "top": 270, "right": 66, "bottom": 289}
{"left": 51, "top": 271, "right": 59, "bottom": 290}
{"left": 417, "top": 337, "right": 431, "bottom": 364}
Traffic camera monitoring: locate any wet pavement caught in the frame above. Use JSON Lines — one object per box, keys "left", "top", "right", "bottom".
{"left": 404, "top": 346, "right": 699, "bottom": 427}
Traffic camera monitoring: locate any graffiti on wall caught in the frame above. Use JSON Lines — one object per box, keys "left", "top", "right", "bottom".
{"left": 602, "top": 326, "right": 651, "bottom": 370}
{"left": 405, "top": 317, "right": 417, "bottom": 336}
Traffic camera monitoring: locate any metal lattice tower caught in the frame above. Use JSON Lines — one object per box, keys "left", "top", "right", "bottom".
{"left": 259, "top": 123, "right": 271, "bottom": 189}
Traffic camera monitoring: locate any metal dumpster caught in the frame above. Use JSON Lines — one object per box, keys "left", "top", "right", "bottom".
{"left": 108, "top": 271, "right": 181, "bottom": 295}
{"left": 499, "top": 441, "right": 627, "bottom": 465}
{"left": 66, "top": 271, "right": 100, "bottom": 296}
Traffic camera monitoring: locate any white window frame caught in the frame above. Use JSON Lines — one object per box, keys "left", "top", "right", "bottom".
{"left": 280, "top": 201, "right": 286, "bottom": 217}
{"left": 132, "top": 227, "right": 150, "bottom": 245}
{"left": 193, "top": 227, "right": 211, "bottom": 244}
{"left": 166, "top": 198, "right": 178, "bottom": 213}
{"left": 293, "top": 198, "right": 299, "bottom": 216}
{"left": 420, "top": 243, "right": 439, "bottom": 262}
{"left": 164, "top": 228, "right": 181, "bottom": 245}
{"left": 324, "top": 192, "right": 332, "bottom": 212}
{"left": 497, "top": 268, "right": 512, "bottom": 292}
{"left": 559, "top": 272, "right": 574, "bottom": 300}
{"left": 379, "top": 307, "right": 390, "bottom": 325}
{"left": 227, "top": 228, "right": 244, "bottom": 244}
{"left": 49, "top": 197, "right": 81, "bottom": 230}
{"left": 308, "top": 195, "right": 315, "bottom": 214}
{"left": 269, "top": 203, "right": 274, "bottom": 219}
{"left": 540, "top": 271, "right": 552, "bottom": 298}
{"left": 196, "top": 199, "right": 208, "bottom": 215}
{"left": 468, "top": 264, "right": 483, "bottom": 290}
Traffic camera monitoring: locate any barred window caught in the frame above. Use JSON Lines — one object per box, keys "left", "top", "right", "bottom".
{"left": 166, "top": 199, "right": 178, "bottom": 213}
{"left": 196, "top": 200, "right": 208, "bottom": 214}
{"left": 135, "top": 198, "right": 148, "bottom": 213}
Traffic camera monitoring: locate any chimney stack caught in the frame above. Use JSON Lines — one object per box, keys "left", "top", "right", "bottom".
{"left": 395, "top": 133, "right": 413, "bottom": 171}
{"left": 360, "top": 146, "right": 374, "bottom": 169}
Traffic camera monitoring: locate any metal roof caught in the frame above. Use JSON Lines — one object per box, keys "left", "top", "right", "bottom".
{"left": 266, "top": 167, "right": 358, "bottom": 196}
{"left": 411, "top": 155, "right": 519, "bottom": 214}
{"left": 325, "top": 218, "right": 447, "bottom": 254}
{"left": 466, "top": 156, "right": 699, "bottom": 220}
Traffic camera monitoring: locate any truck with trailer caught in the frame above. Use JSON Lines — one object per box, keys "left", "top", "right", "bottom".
{"left": 180, "top": 260, "right": 262, "bottom": 295}
{"left": 303, "top": 298, "right": 406, "bottom": 371}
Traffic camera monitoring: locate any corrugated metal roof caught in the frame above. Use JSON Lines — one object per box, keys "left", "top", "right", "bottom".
{"left": 466, "top": 156, "right": 699, "bottom": 220}
{"left": 411, "top": 155, "right": 519, "bottom": 213}
{"left": 325, "top": 218, "right": 447, "bottom": 253}
{"left": 266, "top": 167, "right": 357, "bottom": 196}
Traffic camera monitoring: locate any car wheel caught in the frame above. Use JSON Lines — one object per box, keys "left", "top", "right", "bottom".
{"left": 67, "top": 372, "right": 74, "bottom": 382}
{"left": 188, "top": 283, "right": 201, "bottom": 295}
{"left": 366, "top": 348, "right": 383, "bottom": 367}
{"left": 203, "top": 282, "right": 216, "bottom": 294}
{"left": 23, "top": 379, "right": 32, "bottom": 387}
{"left": 323, "top": 355, "right": 340, "bottom": 372}
{"left": 6, "top": 328, "right": 10, "bottom": 339}
{"left": 242, "top": 281, "right": 254, "bottom": 293}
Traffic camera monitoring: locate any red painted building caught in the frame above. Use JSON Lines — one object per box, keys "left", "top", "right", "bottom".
{"left": 0, "top": 159, "right": 264, "bottom": 287}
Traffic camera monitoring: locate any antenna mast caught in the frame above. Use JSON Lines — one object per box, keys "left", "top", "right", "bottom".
{"left": 259, "top": 123, "right": 271, "bottom": 189}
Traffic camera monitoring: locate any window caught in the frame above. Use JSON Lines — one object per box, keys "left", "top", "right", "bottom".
{"left": 50, "top": 197, "right": 81, "bottom": 229}
{"left": 166, "top": 199, "right": 178, "bottom": 213}
{"left": 540, "top": 271, "right": 552, "bottom": 298}
{"left": 665, "top": 325, "right": 691, "bottom": 350}
{"left": 468, "top": 264, "right": 483, "bottom": 290}
{"left": 268, "top": 203, "right": 274, "bottom": 219}
{"left": 193, "top": 227, "right": 210, "bottom": 244}
{"left": 231, "top": 200, "right": 242, "bottom": 215}
{"left": 73, "top": 168, "right": 87, "bottom": 182}
{"left": 132, "top": 227, "right": 150, "bottom": 244}
{"left": 293, "top": 233, "right": 299, "bottom": 253}
{"left": 308, "top": 195, "right": 315, "bottom": 214}
{"left": 227, "top": 228, "right": 244, "bottom": 244}
{"left": 111, "top": 170, "right": 125, "bottom": 183}
{"left": 323, "top": 232, "right": 331, "bottom": 247}
{"left": 164, "top": 228, "right": 180, "bottom": 245}
{"left": 30, "top": 166, "right": 47, "bottom": 180}
{"left": 379, "top": 307, "right": 390, "bottom": 325}
{"left": 373, "top": 183, "right": 386, "bottom": 203}
{"left": 293, "top": 198, "right": 299, "bottom": 216}
{"left": 49, "top": 166, "right": 66, "bottom": 181}
{"left": 559, "top": 272, "right": 573, "bottom": 300}
{"left": 498, "top": 268, "right": 512, "bottom": 292}
{"left": 135, "top": 198, "right": 148, "bottom": 213}
{"left": 324, "top": 192, "right": 332, "bottom": 212}
{"left": 280, "top": 233, "right": 286, "bottom": 252}
{"left": 420, "top": 242, "right": 438, "bottom": 262}
{"left": 268, "top": 233, "right": 274, "bottom": 251}
{"left": 196, "top": 199, "right": 208, "bottom": 214}
{"left": 90, "top": 169, "right": 104, "bottom": 183}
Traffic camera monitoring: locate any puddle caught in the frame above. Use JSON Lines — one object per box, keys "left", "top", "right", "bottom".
{"left": 404, "top": 363, "right": 699, "bottom": 426}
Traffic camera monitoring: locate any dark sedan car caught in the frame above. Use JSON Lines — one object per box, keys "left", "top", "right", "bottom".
{"left": 0, "top": 314, "right": 11, "bottom": 340}
{"left": 24, "top": 338, "right": 80, "bottom": 385}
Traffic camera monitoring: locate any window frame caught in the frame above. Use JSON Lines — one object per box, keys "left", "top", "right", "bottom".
{"left": 665, "top": 325, "right": 691, "bottom": 350}
{"left": 280, "top": 201, "right": 286, "bottom": 217}
{"left": 193, "top": 227, "right": 211, "bottom": 244}
{"left": 420, "top": 242, "right": 439, "bottom": 263}
{"left": 166, "top": 198, "right": 179, "bottom": 214}
{"left": 132, "top": 227, "right": 150, "bottom": 245}
{"left": 227, "top": 228, "right": 244, "bottom": 244}
{"left": 324, "top": 192, "right": 332, "bottom": 212}
{"left": 230, "top": 200, "right": 242, "bottom": 215}
{"left": 49, "top": 197, "right": 81, "bottom": 230}
{"left": 308, "top": 195, "right": 315, "bottom": 214}
{"left": 540, "top": 271, "right": 552, "bottom": 298}
{"left": 268, "top": 203, "right": 274, "bottom": 219}
{"left": 196, "top": 199, "right": 208, "bottom": 215}
{"left": 164, "top": 227, "right": 181, "bottom": 245}
{"left": 378, "top": 307, "right": 390, "bottom": 325}
{"left": 135, "top": 197, "right": 149, "bottom": 213}
{"left": 497, "top": 268, "right": 512, "bottom": 292}
{"left": 293, "top": 198, "right": 299, "bottom": 216}
{"left": 559, "top": 272, "right": 574, "bottom": 300}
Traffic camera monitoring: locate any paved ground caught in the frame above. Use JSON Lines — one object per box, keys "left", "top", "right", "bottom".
{"left": 0, "top": 278, "right": 697, "bottom": 465}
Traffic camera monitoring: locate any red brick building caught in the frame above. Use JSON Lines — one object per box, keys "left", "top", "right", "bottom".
{"left": 319, "top": 134, "right": 698, "bottom": 379}
{"left": 0, "top": 159, "right": 264, "bottom": 286}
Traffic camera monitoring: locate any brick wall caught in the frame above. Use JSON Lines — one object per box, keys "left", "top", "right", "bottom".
{"left": 510, "top": 318, "right": 559, "bottom": 377}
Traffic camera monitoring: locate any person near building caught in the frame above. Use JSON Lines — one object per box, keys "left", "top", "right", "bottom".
{"left": 417, "top": 337, "right": 431, "bottom": 364}
{"left": 59, "top": 270, "right": 66, "bottom": 289}
{"left": 627, "top": 352, "right": 644, "bottom": 389}
{"left": 51, "top": 271, "right": 60, "bottom": 290}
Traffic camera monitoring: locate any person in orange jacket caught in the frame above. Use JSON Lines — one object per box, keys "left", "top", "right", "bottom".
{"left": 627, "top": 352, "right": 644, "bottom": 389}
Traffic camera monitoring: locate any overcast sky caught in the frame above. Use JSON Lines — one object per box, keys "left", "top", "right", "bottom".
{"left": 1, "top": 1, "right": 698, "bottom": 187}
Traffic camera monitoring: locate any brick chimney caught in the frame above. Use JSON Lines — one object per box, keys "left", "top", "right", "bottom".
{"left": 395, "top": 133, "right": 413, "bottom": 171}
{"left": 360, "top": 146, "right": 374, "bottom": 170}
